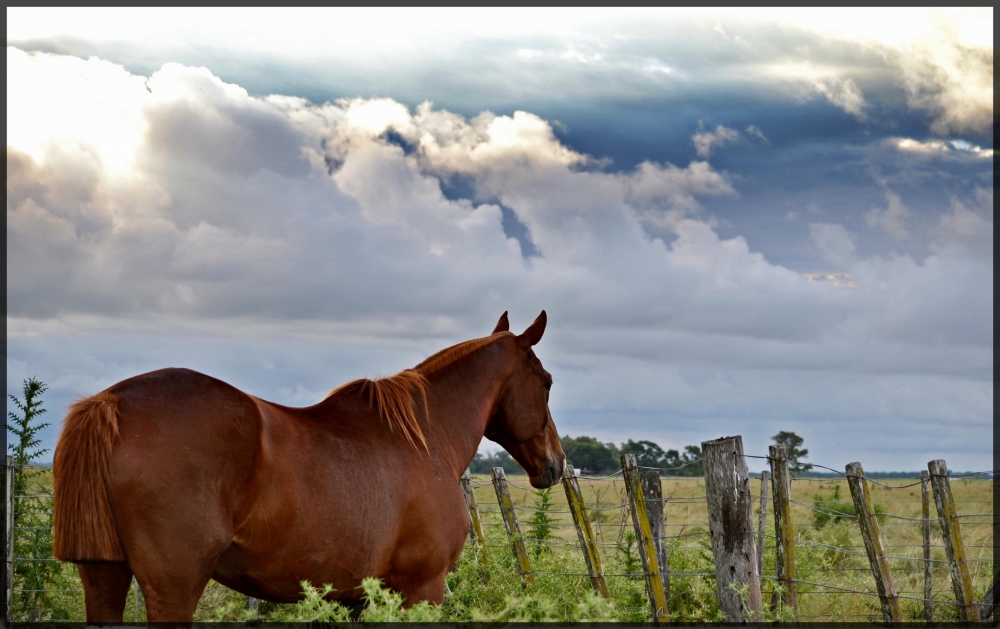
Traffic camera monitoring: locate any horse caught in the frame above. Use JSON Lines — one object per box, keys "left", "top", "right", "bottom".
{"left": 52, "top": 311, "right": 565, "bottom": 622}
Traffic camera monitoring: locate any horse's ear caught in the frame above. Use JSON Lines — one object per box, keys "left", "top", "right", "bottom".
{"left": 493, "top": 311, "right": 510, "bottom": 334}
{"left": 517, "top": 310, "right": 546, "bottom": 347}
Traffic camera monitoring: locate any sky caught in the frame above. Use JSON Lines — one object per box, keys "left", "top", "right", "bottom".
{"left": 6, "top": 8, "right": 994, "bottom": 472}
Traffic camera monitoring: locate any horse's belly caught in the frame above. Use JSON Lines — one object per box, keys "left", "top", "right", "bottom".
{"left": 214, "top": 538, "right": 374, "bottom": 603}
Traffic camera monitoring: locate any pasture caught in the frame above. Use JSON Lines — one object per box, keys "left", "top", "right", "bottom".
{"left": 5, "top": 463, "right": 994, "bottom": 623}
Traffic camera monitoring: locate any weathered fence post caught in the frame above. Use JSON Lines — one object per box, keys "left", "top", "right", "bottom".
{"left": 3, "top": 456, "right": 14, "bottom": 626}
{"left": 768, "top": 445, "right": 797, "bottom": 616}
{"left": 461, "top": 470, "right": 490, "bottom": 563}
{"left": 490, "top": 467, "right": 534, "bottom": 587}
{"left": 978, "top": 572, "right": 998, "bottom": 620}
{"left": 702, "top": 437, "right": 762, "bottom": 623}
{"left": 920, "top": 470, "right": 932, "bottom": 623}
{"left": 845, "top": 462, "right": 902, "bottom": 624}
{"left": 642, "top": 469, "right": 670, "bottom": 608}
{"left": 621, "top": 454, "right": 670, "bottom": 623}
{"left": 562, "top": 465, "right": 610, "bottom": 597}
{"left": 756, "top": 471, "right": 769, "bottom": 583}
{"left": 247, "top": 595, "right": 258, "bottom": 617}
{"left": 927, "top": 460, "right": 980, "bottom": 622}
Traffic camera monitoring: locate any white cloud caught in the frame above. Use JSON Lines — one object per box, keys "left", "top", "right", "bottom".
{"left": 762, "top": 62, "right": 869, "bottom": 120}
{"left": 691, "top": 124, "right": 740, "bottom": 158}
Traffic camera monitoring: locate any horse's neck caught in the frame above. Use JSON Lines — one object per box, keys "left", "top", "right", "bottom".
{"left": 422, "top": 339, "right": 514, "bottom": 479}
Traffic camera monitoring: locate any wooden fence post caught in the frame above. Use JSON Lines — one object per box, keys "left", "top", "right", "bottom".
{"left": 247, "top": 595, "right": 258, "bottom": 617}
{"left": 927, "top": 460, "right": 980, "bottom": 622}
{"left": 978, "top": 573, "right": 998, "bottom": 620}
{"left": 701, "top": 437, "right": 762, "bottom": 623}
{"left": 621, "top": 454, "right": 670, "bottom": 623}
{"left": 490, "top": 467, "right": 534, "bottom": 587}
{"left": 642, "top": 469, "right": 670, "bottom": 608}
{"left": 3, "top": 456, "right": 14, "bottom": 626}
{"left": 768, "top": 445, "right": 797, "bottom": 617}
{"left": 756, "top": 471, "right": 769, "bottom": 584}
{"left": 920, "top": 470, "right": 932, "bottom": 623}
{"left": 561, "top": 465, "right": 610, "bottom": 597}
{"left": 461, "top": 470, "right": 490, "bottom": 562}
{"left": 845, "top": 462, "right": 902, "bottom": 624}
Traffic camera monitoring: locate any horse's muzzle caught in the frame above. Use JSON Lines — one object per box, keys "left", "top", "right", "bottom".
{"left": 529, "top": 455, "right": 565, "bottom": 488}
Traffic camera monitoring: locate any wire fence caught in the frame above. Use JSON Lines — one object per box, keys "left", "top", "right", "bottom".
{"left": 2, "top": 453, "right": 995, "bottom": 623}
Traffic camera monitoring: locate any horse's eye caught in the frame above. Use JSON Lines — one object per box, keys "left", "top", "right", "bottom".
{"left": 544, "top": 382, "right": 552, "bottom": 391}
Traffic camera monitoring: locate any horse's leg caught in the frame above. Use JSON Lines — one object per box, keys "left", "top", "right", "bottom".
{"left": 76, "top": 561, "right": 133, "bottom": 623}
{"left": 395, "top": 570, "right": 448, "bottom": 607}
{"left": 127, "top": 538, "right": 229, "bottom": 622}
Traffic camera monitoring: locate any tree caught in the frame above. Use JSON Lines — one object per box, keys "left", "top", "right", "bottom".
{"left": 468, "top": 450, "right": 524, "bottom": 475}
{"left": 771, "top": 431, "right": 812, "bottom": 475}
{"left": 560, "top": 435, "right": 618, "bottom": 474}
{"left": 661, "top": 445, "right": 704, "bottom": 477}
{"left": 619, "top": 440, "right": 666, "bottom": 469}
{"left": 7, "top": 377, "right": 67, "bottom": 619}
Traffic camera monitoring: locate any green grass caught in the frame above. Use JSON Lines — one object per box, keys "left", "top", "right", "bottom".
{"left": 10, "top": 470, "right": 994, "bottom": 623}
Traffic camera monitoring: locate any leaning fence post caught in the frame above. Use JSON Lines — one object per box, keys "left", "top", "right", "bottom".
{"left": 490, "top": 467, "right": 534, "bottom": 587}
{"left": 920, "top": 470, "right": 932, "bottom": 623}
{"left": 702, "top": 437, "right": 762, "bottom": 623}
{"left": 3, "top": 456, "right": 14, "bottom": 626}
{"left": 562, "top": 465, "right": 610, "bottom": 597}
{"left": 461, "top": 470, "right": 490, "bottom": 559}
{"left": 642, "top": 468, "right": 670, "bottom": 607}
{"left": 927, "top": 460, "right": 980, "bottom": 622}
{"left": 621, "top": 454, "right": 670, "bottom": 623}
{"left": 845, "top": 462, "right": 902, "bottom": 624}
{"left": 768, "top": 445, "right": 797, "bottom": 617}
{"left": 756, "top": 470, "right": 769, "bottom": 584}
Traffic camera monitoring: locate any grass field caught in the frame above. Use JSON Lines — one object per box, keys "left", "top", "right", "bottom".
{"left": 9, "top": 469, "right": 994, "bottom": 622}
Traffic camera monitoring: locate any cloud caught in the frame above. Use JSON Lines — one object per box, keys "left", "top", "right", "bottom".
{"left": 866, "top": 190, "right": 910, "bottom": 241}
{"left": 890, "top": 137, "right": 993, "bottom": 159}
{"left": 934, "top": 188, "right": 993, "bottom": 258}
{"left": 808, "top": 223, "right": 857, "bottom": 269}
{"left": 763, "top": 62, "right": 869, "bottom": 120}
{"left": 691, "top": 124, "right": 740, "bottom": 158}
{"left": 6, "top": 49, "right": 993, "bottom": 471}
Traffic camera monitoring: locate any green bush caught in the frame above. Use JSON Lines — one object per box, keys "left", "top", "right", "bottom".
{"left": 812, "top": 484, "right": 886, "bottom": 527}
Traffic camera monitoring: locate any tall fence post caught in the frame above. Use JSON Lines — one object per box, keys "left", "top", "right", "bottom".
{"left": 920, "top": 470, "right": 932, "bottom": 623}
{"left": 3, "top": 456, "right": 14, "bottom": 626}
{"left": 845, "top": 461, "right": 902, "bottom": 624}
{"left": 561, "top": 465, "right": 609, "bottom": 597}
{"left": 461, "top": 469, "right": 490, "bottom": 559}
{"left": 927, "top": 459, "right": 980, "bottom": 622}
{"left": 702, "top": 437, "right": 762, "bottom": 623}
{"left": 768, "top": 445, "right": 797, "bottom": 617}
{"left": 642, "top": 469, "right": 670, "bottom": 608}
{"left": 756, "top": 470, "right": 769, "bottom": 584}
{"left": 621, "top": 454, "right": 670, "bottom": 623}
{"left": 490, "top": 467, "right": 534, "bottom": 587}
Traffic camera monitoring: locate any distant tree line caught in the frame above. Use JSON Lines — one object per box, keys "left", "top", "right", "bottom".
{"left": 470, "top": 431, "right": 813, "bottom": 478}
{"left": 469, "top": 436, "right": 705, "bottom": 476}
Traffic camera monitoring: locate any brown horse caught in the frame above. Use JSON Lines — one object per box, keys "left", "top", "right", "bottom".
{"left": 52, "top": 311, "right": 564, "bottom": 622}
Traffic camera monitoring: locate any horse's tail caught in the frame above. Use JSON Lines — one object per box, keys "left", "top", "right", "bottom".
{"left": 52, "top": 392, "right": 126, "bottom": 562}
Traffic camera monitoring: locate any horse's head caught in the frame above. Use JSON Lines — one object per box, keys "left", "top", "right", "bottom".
{"left": 485, "top": 311, "right": 566, "bottom": 488}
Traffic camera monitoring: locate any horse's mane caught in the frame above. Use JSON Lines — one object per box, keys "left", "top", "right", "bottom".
{"left": 325, "top": 332, "right": 511, "bottom": 451}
